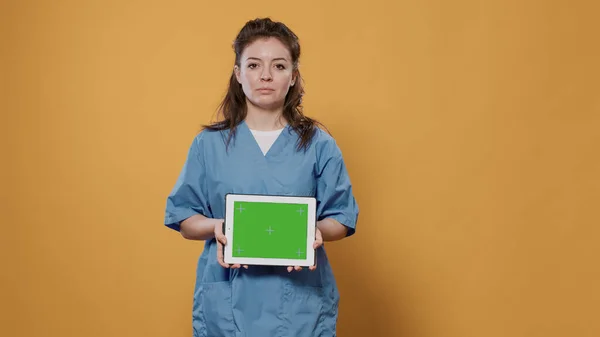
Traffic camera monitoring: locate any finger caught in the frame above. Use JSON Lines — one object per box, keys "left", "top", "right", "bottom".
{"left": 313, "top": 230, "right": 323, "bottom": 249}
{"left": 309, "top": 258, "right": 318, "bottom": 271}
{"left": 216, "top": 254, "right": 229, "bottom": 268}
{"left": 217, "top": 253, "right": 229, "bottom": 268}
{"left": 214, "top": 220, "right": 227, "bottom": 245}
{"left": 231, "top": 264, "right": 241, "bottom": 269}
{"left": 294, "top": 266, "right": 302, "bottom": 271}
{"left": 287, "top": 266, "right": 293, "bottom": 273}
{"left": 214, "top": 220, "right": 223, "bottom": 234}
{"left": 215, "top": 226, "right": 227, "bottom": 245}
{"left": 216, "top": 241, "right": 229, "bottom": 269}
{"left": 243, "top": 265, "right": 249, "bottom": 269}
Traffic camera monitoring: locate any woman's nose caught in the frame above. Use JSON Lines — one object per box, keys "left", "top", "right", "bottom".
{"left": 260, "top": 70, "right": 272, "bottom": 81}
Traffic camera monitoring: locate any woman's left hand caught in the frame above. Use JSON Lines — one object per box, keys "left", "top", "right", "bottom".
{"left": 287, "top": 227, "right": 323, "bottom": 272}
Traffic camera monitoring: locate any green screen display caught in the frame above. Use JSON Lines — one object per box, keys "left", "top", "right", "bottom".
{"left": 231, "top": 201, "right": 309, "bottom": 259}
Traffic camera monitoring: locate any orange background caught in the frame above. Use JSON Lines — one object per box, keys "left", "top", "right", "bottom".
{"left": 2, "top": 1, "right": 599, "bottom": 336}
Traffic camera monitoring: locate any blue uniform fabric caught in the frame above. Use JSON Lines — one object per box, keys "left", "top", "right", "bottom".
{"left": 164, "top": 120, "right": 359, "bottom": 337}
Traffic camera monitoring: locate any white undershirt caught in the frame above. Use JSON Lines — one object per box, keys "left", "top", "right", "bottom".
{"left": 249, "top": 128, "right": 284, "bottom": 155}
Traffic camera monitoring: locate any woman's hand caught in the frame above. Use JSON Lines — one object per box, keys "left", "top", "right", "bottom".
{"left": 214, "top": 219, "right": 248, "bottom": 270}
{"left": 287, "top": 227, "right": 323, "bottom": 272}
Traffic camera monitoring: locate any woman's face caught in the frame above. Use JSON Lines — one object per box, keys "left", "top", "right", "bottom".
{"left": 235, "top": 37, "right": 296, "bottom": 112}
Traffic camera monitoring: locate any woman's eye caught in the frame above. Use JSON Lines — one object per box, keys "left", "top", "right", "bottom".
{"left": 248, "top": 63, "right": 258, "bottom": 69}
{"left": 275, "top": 64, "right": 286, "bottom": 70}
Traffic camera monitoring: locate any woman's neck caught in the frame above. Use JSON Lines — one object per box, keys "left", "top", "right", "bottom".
{"left": 245, "top": 104, "right": 287, "bottom": 131}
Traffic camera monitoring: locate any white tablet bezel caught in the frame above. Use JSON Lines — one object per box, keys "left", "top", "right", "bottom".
{"left": 223, "top": 193, "right": 316, "bottom": 267}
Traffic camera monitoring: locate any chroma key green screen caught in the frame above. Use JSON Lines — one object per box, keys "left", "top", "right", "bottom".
{"left": 231, "top": 201, "right": 309, "bottom": 260}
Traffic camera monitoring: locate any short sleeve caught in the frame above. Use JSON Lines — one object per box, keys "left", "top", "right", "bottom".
{"left": 315, "top": 137, "right": 359, "bottom": 237}
{"left": 164, "top": 133, "right": 210, "bottom": 232}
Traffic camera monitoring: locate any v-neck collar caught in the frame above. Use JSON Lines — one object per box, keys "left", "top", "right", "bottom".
{"left": 239, "top": 120, "right": 292, "bottom": 158}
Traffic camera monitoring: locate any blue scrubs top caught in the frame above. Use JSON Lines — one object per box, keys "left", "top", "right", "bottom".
{"left": 164, "top": 120, "right": 359, "bottom": 337}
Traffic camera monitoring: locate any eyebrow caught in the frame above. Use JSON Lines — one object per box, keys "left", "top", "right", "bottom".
{"left": 246, "top": 57, "right": 290, "bottom": 63}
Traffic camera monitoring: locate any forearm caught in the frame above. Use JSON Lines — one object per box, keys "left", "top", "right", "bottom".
{"left": 180, "top": 214, "right": 218, "bottom": 240}
{"left": 317, "top": 218, "right": 348, "bottom": 241}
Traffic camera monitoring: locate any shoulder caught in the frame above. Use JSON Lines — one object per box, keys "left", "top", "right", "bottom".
{"left": 182, "top": 129, "right": 226, "bottom": 160}
{"left": 312, "top": 126, "right": 343, "bottom": 162}
{"left": 312, "top": 126, "right": 336, "bottom": 146}
{"left": 192, "top": 128, "right": 228, "bottom": 147}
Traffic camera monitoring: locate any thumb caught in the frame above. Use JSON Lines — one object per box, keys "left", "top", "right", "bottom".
{"left": 214, "top": 220, "right": 227, "bottom": 244}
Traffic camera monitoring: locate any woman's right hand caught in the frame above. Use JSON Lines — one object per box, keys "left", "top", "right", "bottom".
{"left": 214, "top": 219, "right": 248, "bottom": 269}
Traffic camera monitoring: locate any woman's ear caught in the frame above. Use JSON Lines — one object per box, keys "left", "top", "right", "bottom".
{"left": 291, "top": 70, "right": 297, "bottom": 86}
{"left": 234, "top": 65, "right": 241, "bottom": 84}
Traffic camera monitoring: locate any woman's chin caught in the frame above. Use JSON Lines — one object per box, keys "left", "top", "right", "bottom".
{"left": 249, "top": 99, "right": 285, "bottom": 112}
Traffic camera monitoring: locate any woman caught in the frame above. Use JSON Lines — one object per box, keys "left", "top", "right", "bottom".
{"left": 164, "top": 17, "right": 359, "bottom": 337}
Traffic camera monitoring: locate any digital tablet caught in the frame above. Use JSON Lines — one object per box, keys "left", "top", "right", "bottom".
{"left": 223, "top": 193, "right": 317, "bottom": 267}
